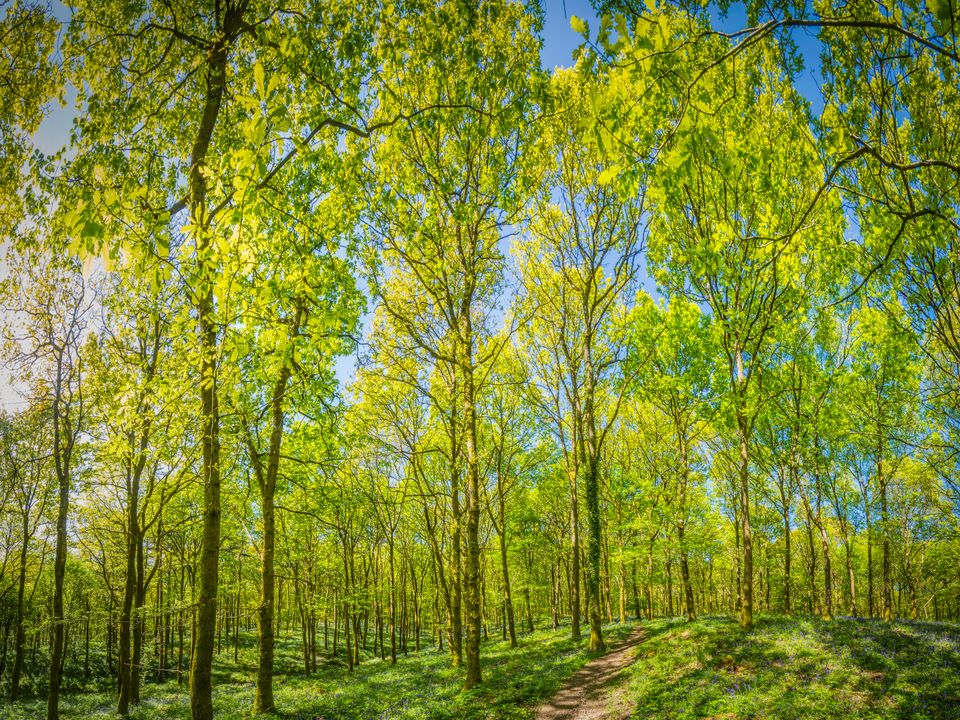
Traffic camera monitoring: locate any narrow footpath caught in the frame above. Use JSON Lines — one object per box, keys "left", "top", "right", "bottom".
{"left": 534, "top": 625, "right": 647, "bottom": 720}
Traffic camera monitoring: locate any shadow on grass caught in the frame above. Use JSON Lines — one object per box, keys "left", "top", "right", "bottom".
{"left": 625, "top": 615, "right": 960, "bottom": 720}
{"left": 816, "top": 617, "right": 960, "bottom": 719}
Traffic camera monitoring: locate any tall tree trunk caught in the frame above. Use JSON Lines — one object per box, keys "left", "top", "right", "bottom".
{"left": 253, "top": 355, "right": 295, "bottom": 714}
{"left": 783, "top": 507, "right": 792, "bottom": 614}
{"left": 805, "top": 508, "right": 817, "bottom": 615}
{"left": 618, "top": 558, "right": 627, "bottom": 624}
{"left": 389, "top": 537, "right": 397, "bottom": 664}
{"left": 118, "top": 439, "right": 146, "bottom": 716}
{"left": 47, "top": 457, "right": 68, "bottom": 720}
{"left": 10, "top": 511, "right": 30, "bottom": 702}
{"left": 878, "top": 443, "right": 892, "bottom": 621}
{"left": 461, "top": 314, "right": 482, "bottom": 689}
{"left": 582, "top": 342, "right": 605, "bottom": 652}
{"left": 187, "top": 9, "right": 243, "bottom": 717}
{"left": 497, "top": 490, "right": 516, "bottom": 647}
{"left": 736, "top": 395, "right": 754, "bottom": 630}
{"left": 568, "top": 465, "right": 581, "bottom": 641}
{"left": 47, "top": 351, "right": 74, "bottom": 720}
{"left": 845, "top": 539, "right": 857, "bottom": 615}
{"left": 448, "top": 397, "right": 464, "bottom": 668}
{"left": 817, "top": 506, "right": 832, "bottom": 620}
{"left": 131, "top": 532, "right": 152, "bottom": 707}
{"left": 678, "top": 437, "right": 695, "bottom": 621}
{"left": 866, "top": 503, "right": 874, "bottom": 618}
{"left": 678, "top": 527, "right": 695, "bottom": 621}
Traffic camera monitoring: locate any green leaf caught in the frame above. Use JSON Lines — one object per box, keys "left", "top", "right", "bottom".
{"left": 598, "top": 164, "right": 620, "bottom": 186}
{"left": 570, "top": 15, "right": 588, "bottom": 36}
{"left": 81, "top": 220, "right": 103, "bottom": 239}
{"left": 254, "top": 61, "right": 266, "bottom": 99}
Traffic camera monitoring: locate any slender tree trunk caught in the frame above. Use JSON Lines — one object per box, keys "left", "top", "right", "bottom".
{"left": 866, "top": 503, "right": 874, "bottom": 618}
{"left": 47, "top": 360, "right": 73, "bottom": 720}
{"left": 253, "top": 359, "right": 294, "bottom": 715}
{"left": 581, "top": 339, "right": 605, "bottom": 652}
{"left": 805, "top": 507, "right": 817, "bottom": 615}
{"left": 736, "top": 395, "right": 754, "bottom": 630}
{"left": 497, "top": 491, "right": 516, "bottom": 647}
{"left": 677, "top": 438, "right": 695, "bottom": 621}
{"left": 845, "top": 539, "right": 857, "bottom": 615}
{"left": 783, "top": 507, "right": 792, "bottom": 614}
{"left": 449, "top": 399, "right": 464, "bottom": 668}
{"left": 568, "top": 465, "right": 581, "bottom": 641}
{"left": 817, "top": 511, "right": 832, "bottom": 620}
{"left": 678, "top": 527, "right": 695, "bottom": 621}
{"left": 461, "top": 314, "right": 482, "bottom": 689}
{"left": 618, "top": 558, "right": 627, "bottom": 624}
{"left": 132, "top": 532, "right": 151, "bottom": 708}
{"left": 10, "top": 511, "right": 30, "bottom": 702}
{"left": 118, "top": 449, "right": 144, "bottom": 716}
{"left": 187, "top": 10, "right": 243, "bottom": 717}
{"left": 389, "top": 538, "right": 397, "bottom": 664}
{"left": 878, "top": 444, "right": 892, "bottom": 621}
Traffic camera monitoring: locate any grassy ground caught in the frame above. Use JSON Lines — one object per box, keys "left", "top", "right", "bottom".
{"left": 0, "top": 622, "right": 634, "bottom": 720}
{"left": 626, "top": 615, "right": 960, "bottom": 720}
{"left": 5, "top": 615, "right": 958, "bottom": 719}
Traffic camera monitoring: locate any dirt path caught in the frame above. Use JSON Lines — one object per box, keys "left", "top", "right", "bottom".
{"left": 534, "top": 626, "right": 646, "bottom": 720}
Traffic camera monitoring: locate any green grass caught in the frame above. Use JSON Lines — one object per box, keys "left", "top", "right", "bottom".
{"left": 626, "top": 615, "right": 960, "bottom": 720}
{"left": 6, "top": 615, "right": 957, "bottom": 719}
{"left": 0, "top": 621, "right": 634, "bottom": 720}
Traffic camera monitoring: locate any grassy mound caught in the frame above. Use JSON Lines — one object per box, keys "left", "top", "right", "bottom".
{"left": 626, "top": 615, "right": 960, "bottom": 720}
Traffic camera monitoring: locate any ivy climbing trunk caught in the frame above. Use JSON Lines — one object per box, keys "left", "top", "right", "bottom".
{"left": 462, "top": 308, "right": 482, "bottom": 689}
{"left": 581, "top": 325, "right": 605, "bottom": 653}
{"left": 568, "top": 463, "right": 581, "bottom": 641}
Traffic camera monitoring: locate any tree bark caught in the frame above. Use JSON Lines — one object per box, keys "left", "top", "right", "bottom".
{"left": 582, "top": 340, "right": 605, "bottom": 652}
{"left": 253, "top": 342, "right": 296, "bottom": 714}
{"left": 187, "top": 8, "right": 245, "bottom": 719}
{"left": 736, "top": 403, "right": 753, "bottom": 629}
{"left": 10, "top": 509, "right": 30, "bottom": 702}
{"left": 568, "top": 465, "right": 581, "bottom": 641}
{"left": 497, "top": 484, "right": 516, "bottom": 647}
{"left": 461, "top": 312, "right": 482, "bottom": 689}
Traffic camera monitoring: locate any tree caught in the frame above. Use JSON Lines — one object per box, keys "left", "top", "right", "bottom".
{"left": 648, "top": 41, "right": 842, "bottom": 628}
{"left": 847, "top": 301, "right": 921, "bottom": 621}
{"left": 0, "top": 0, "right": 59, "bottom": 230}
{"left": 517, "top": 66, "right": 645, "bottom": 651}
{"left": 62, "top": 2, "right": 385, "bottom": 715}
{"left": 225, "top": 200, "right": 360, "bottom": 713}
{"left": 1, "top": 250, "right": 90, "bottom": 720}
{"left": 628, "top": 294, "right": 718, "bottom": 621}
{"left": 479, "top": 345, "right": 544, "bottom": 647}
{"left": 366, "top": 0, "right": 542, "bottom": 686}
{"left": 0, "top": 404, "right": 53, "bottom": 702}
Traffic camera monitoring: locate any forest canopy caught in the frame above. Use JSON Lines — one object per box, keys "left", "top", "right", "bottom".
{"left": 0, "top": 0, "right": 958, "bottom": 719}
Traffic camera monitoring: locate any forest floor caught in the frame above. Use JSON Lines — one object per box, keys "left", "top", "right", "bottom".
{"left": 623, "top": 615, "right": 960, "bottom": 720}
{"left": 0, "top": 621, "right": 635, "bottom": 720}
{"left": 2, "top": 615, "right": 959, "bottom": 719}
{"left": 534, "top": 624, "right": 647, "bottom": 720}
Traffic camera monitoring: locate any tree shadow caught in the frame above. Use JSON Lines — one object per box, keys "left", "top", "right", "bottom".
{"left": 625, "top": 615, "right": 960, "bottom": 720}
{"left": 815, "top": 617, "right": 960, "bottom": 720}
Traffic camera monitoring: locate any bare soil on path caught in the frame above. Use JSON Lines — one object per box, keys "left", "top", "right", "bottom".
{"left": 534, "top": 625, "right": 647, "bottom": 720}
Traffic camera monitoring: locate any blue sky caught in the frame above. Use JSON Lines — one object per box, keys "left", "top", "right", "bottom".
{"left": 541, "top": 0, "right": 599, "bottom": 68}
